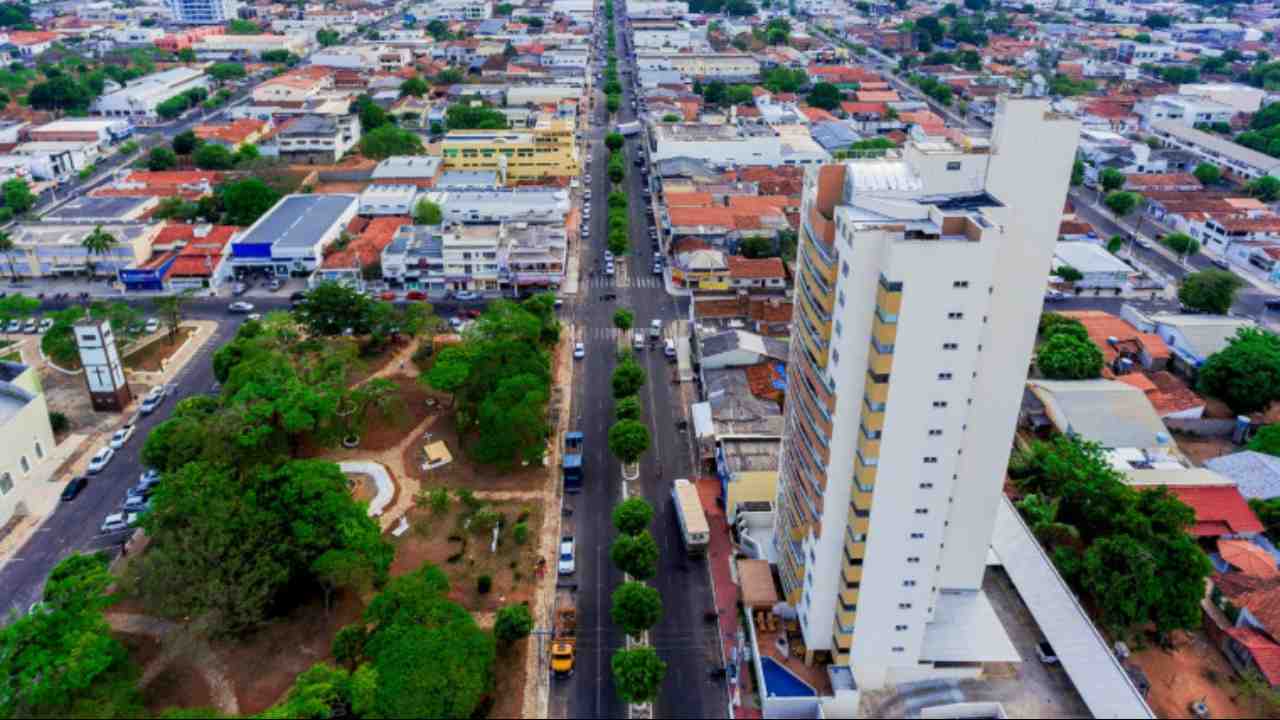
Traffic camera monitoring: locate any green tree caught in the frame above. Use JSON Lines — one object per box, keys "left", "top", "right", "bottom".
{"left": 1106, "top": 235, "right": 1125, "bottom": 254}
{"left": 0, "top": 553, "right": 144, "bottom": 719}
{"left": 606, "top": 93, "right": 620, "bottom": 113}
{"left": 612, "top": 497, "right": 653, "bottom": 535}
{"left": 614, "top": 395, "right": 641, "bottom": 421}
{"left": 1051, "top": 264, "right": 1083, "bottom": 282}
{"left": 413, "top": 198, "right": 443, "bottom": 225}
{"left": 361, "top": 125, "right": 424, "bottom": 159}
{"left": 151, "top": 290, "right": 192, "bottom": 345}
{"left": 608, "top": 154, "right": 625, "bottom": 183}
{"left": 610, "top": 530, "right": 659, "bottom": 580}
{"left": 1162, "top": 232, "right": 1200, "bottom": 258}
{"left": 1178, "top": 268, "right": 1242, "bottom": 315}
{"left": 207, "top": 62, "right": 247, "bottom": 82}
{"left": 296, "top": 282, "right": 373, "bottom": 336}
{"left": 194, "top": 142, "right": 235, "bottom": 170}
{"left": 1035, "top": 333, "right": 1103, "bottom": 380}
{"left": 26, "top": 75, "right": 91, "bottom": 111}
{"left": 445, "top": 102, "right": 509, "bottom": 130}
{"left": 354, "top": 94, "right": 389, "bottom": 131}
{"left": 0, "top": 230, "right": 17, "bottom": 280}
{"left": 612, "top": 647, "right": 666, "bottom": 705}
{"left": 605, "top": 132, "right": 625, "bottom": 152}
{"left": 1099, "top": 167, "right": 1126, "bottom": 193}
{"left": 1103, "top": 190, "right": 1140, "bottom": 218}
{"left": 172, "top": 129, "right": 201, "bottom": 155}
{"left": 609, "top": 420, "right": 650, "bottom": 464}
{"left": 1071, "top": 158, "right": 1084, "bottom": 187}
{"left": 1250, "top": 496, "right": 1280, "bottom": 542}
{"left": 262, "top": 662, "right": 374, "bottom": 718}
{"left": 1040, "top": 316, "right": 1088, "bottom": 342}
{"left": 400, "top": 75, "right": 429, "bottom": 98}
{"left": 1249, "top": 424, "right": 1280, "bottom": 459}
{"left": 807, "top": 82, "right": 842, "bottom": 110}
{"left": 1193, "top": 162, "right": 1221, "bottom": 186}
{"left": 219, "top": 177, "right": 282, "bottom": 226}
{"left": 228, "top": 18, "right": 262, "bottom": 34}
{"left": 612, "top": 361, "right": 645, "bottom": 398}
{"left": 1198, "top": 327, "right": 1280, "bottom": 413}
{"left": 316, "top": 29, "right": 341, "bottom": 47}
{"left": 494, "top": 603, "right": 534, "bottom": 644}
{"left": 80, "top": 225, "right": 118, "bottom": 278}
{"left": 611, "top": 581, "right": 662, "bottom": 637}
{"left": 147, "top": 146, "right": 177, "bottom": 171}
{"left": 1250, "top": 175, "right": 1280, "bottom": 202}
{"left": 1, "top": 177, "right": 33, "bottom": 214}
{"left": 612, "top": 308, "right": 634, "bottom": 331}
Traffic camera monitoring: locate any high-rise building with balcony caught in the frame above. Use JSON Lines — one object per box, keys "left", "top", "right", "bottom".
{"left": 169, "top": 0, "right": 240, "bottom": 26}
{"left": 774, "top": 98, "right": 1079, "bottom": 690}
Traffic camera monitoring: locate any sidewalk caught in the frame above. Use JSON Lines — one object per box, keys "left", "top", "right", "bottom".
{"left": 697, "top": 476, "right": 756, "bottom": 719}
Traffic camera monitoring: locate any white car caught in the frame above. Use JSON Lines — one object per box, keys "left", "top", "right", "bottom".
{"left": 137, "top": 468, "right": 161, "bottom": 491}
{"left": 4, "top": 319, "right": 18, "bottom": 333}
{"left": 228, "top": 301, "right": 255, "bottom": 313}
{"left": 86, "top": 447, "right": 115, "bottom": 475}
{"left": 37, "top": 318, "right": 52, "bottom": 333}
{"left": 100, "top": 512, "right": 139, "bottom": 534}
{"left": 139, "top": 387, "right": 164, "bottom": 415}
{"left": 605, "top": 263, "right": 615, "bottom": 276}
{"left": 558, "top": 536, "right": 576, "bottom": 575}
{"left": 144, "top": 318, "right": 160, "bottom": 333}
{"left": 574, "top": 342, "right": 586, "bottom": 359}
{"left": 247, "top": 313, "right": 262, "bottom": 321}
{"left": 108, "top": 424, "right": 135, "bottom": 450}
{"left": 604, "top": 251, "right": 614, "bottom": 262}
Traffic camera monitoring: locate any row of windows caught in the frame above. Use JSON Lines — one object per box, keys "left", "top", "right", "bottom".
{"left": 0, "top": 441, "right": 44, "bottom": 496}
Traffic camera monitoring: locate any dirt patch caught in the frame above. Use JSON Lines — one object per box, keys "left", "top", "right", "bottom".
{"left": 123, "top": 328, "right": 195, "bottom": 372}
{"left": 1173, "top": 432, "right": 1238, "bottom": 466}
{"left": 38, "top": 364, "right": 147, "bottom": 439}
{"left": 118, "top": 633, "right": 216, "bottom": 714}
{"left": 215, "top": 589, "right": 366, "bottom": 715}
{"left": 359, "top": 374, "right": 436, "bottom": 452}
{"left": 1129, "top": 629, "right": 1272, "bottom": 719}
{"left": 347, "top": 338, "right": 414, "bottom": 386}
{"left": 489, "top": 636, "right": 531, "bottom": 719}
{"left": 401, "top": 412, "right": 547, "bottom": 493}
{"left": 391, "top": 500, "right": 544, "bottom": 614}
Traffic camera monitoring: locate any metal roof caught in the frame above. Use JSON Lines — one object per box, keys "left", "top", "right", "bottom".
{"left": 237, "top": 194, "right": 356, "bottom": 249}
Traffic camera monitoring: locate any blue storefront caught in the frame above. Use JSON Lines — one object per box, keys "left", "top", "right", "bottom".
{"left": 118, "top": 253, "right": 179, "bottom": 292}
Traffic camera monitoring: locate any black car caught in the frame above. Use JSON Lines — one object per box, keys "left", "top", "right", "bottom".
{"left": 1265, "top": 299, "right": 1280, "bottom": 312}
{"left": 60, "top": 476, "right": 88, "bottom": 502}
{"left": 289, "top": 291, "right": 308, "bottom": 302}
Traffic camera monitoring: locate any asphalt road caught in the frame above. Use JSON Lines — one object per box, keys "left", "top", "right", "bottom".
{"left": 0, "top": 299, "right": 281, "bottom": 618}
{"left": 558, "top": 7, "right": 725, "bottom": 719}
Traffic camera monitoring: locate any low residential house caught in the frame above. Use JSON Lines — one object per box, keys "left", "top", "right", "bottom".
{"left": 692, "top": 293, "right": 793, "bottom": 337}
{"left": 671, "top": 244, "right": 730, "bottom": 291}
{"left": 1137, "top": 93, "right": 1236, "bottom": 130}
{"left": 1058, "top": 219, "right": 1098, "bottom": 243}
{"left": 260, "top": 115, "right": 361, "bottom": 164}
{"left": 9, "top": 140, "right": 99, "bottom": 181}
{"left": 726, "top": 255, "right": 786, "bottom": 291}
{"left": 91, "top": 67, "right": 209, "bottom": 122}
{"left": 697, "top": 329, "right": 789, "bottom": 371}
{"left": 193, "top": 118, "right": 271, "bottom": 149}
{"left": 312, "top": 216, "right": 408, "bottom": 291}
{"left": 1208, "top": 569, "right": 1280, "bottom": 688}
{"left": 1133, "top": 311, "right": 1256, "bottom": 377}
{"left": 1025, "top": 378, "right": 1172, "bottom": 458}
{"left": 251, "top": 69, "right": 334, "bottom": 109}
{"left": 1122, "top": 173, "right": 1202, "bottom": 193}
{"left": 1058, "top": 310, "right": 1171, "bottom": 374}
{"left": 505, "top": 222, "right": 568, "bottom": 292}
{"left": 27, "top": 119, "right": 132, "bottom": 148}
{"left": 1052, "top": 241, "right": 1131, "bottom": 292}
{"left": 1116, "top": 371, "right": 1206, "bottom": 419}
{"left": 1206, "top": 452, "right": 1280, "bottom": 502}
{"left": 91, "top": 170, "right": 223, "bottom": 200}
{"left": 1203, "top": 212, "right": 1280, "bottom": 261}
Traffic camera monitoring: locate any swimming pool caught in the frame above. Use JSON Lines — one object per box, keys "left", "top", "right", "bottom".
{"left": 760, "top": 656, "right": 816, "bottom": 698}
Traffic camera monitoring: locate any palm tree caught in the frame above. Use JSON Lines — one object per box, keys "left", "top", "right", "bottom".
{"left": 80, "top": 225, "right": 118, "bottom": 281}
{"left": 152, "top": 289, "right": 193, "bottom": 344}
{"left": 0, "top": 230, "right": 17, "bottom": 281}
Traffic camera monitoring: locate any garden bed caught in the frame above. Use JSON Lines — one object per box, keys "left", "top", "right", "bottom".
{"left": 401, "top": 411, "right": 547, "bottom": 493}
{"left": 123, "top": 327, "right": 195, "bottom": 372}
{"left": 390, "top": 499, "right": 545, "bottom": 614}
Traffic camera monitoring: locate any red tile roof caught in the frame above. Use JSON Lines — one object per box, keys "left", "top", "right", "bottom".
{"left": 840, "top": 101, "right": 886, "bottom": 116}
{"left": 92, "top": 170, "right": 224, "bottom": 200}
{"left": 1058, "top": 310, "right": 1170, "bottom": 363}
{"left": 323, "top": 216, "right": 408, "bottom": 269}
{"left": 1226, "top": 626, "right": 1280, "bottom": 685}
{"left": 726, "top": 255, "right": 785, "bottom": 280}
{"left": 163, "top": 223, "right": 237, "bottom": 279}
{"left": 666, "top": 192, "right": 714, "bottom": 207}
{"left": 1167, "top": 485, "right": 1265, "bottom": 537}
{"left": 194, "top": 118, "right": 268, "bottom": 146}
{"left": 1059, "top": 219, "right": 1095, "bottom": 236}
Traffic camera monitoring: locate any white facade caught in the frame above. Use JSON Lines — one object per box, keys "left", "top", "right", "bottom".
{"left": 359, "top": 184, "right": 419, "bottom": 216}
{"left": 169, "top": 0, "right": 239, "bottom": 25}
{"left": 774, "top": 99, "right": 1079, "bottom": 689}
{"left": 1137, "top": 94, "right": 1235, "bottom": 130}
{"left": 650, "top": 123, "right": 828, "bottom": 167}
{"left": 0, "top": 364, "right": 57, "bottom": 531}
{"left": 414, "top": 0, "right": 491, "bottom": 20}
{"left": 1178, "top": 83, "right": 1266, "bottom": 114}
{"left": 91, "top": 67, "right": 208, "bottom": 120}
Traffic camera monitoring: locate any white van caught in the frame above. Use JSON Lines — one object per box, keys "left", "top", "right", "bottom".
{"left": 663, "top": 339, "right": 675, "bottom": 359}
{"left": 633, "top": 332, "right": 645, "bottom": 350}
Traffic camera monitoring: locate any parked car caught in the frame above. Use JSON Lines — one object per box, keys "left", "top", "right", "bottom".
{"left": 268, "top": 278, "right": 283, "bottom": 292}
{"left": 232, "top": 282, "right": 248, "bottom": 296}
{"left": 648, "top": 318, "right": 662, "bottom": 339}
{"left": 558, "top": 536, "right": 576, "bottom": 575}
{"left": 144, "top": 318, "right": 159, "bottom": 334}
{"left": 448, "top": 317, "right": 464, "bottom": 330}
{"left": 633, "top": 332, "right": 644, "bottom": 350}
{"left": 652, "top": 263, "right": 663, "bottom": 275}
{"left": 37, "top": 318, "right": 52, "bottom": 333}
{"left": 604, "top": 251, "right": 614, "bottom": 263}
{"left": 453, "top": 290, "right": 479, "bottom": 301}
{"left": 664, "top": 339, "right": 676, "bottom": 359}
{"left": 108, "top": 424, "right": 135, "bottom": 450}
{"left": 605, "top": 263, "right": 615, "bottom": 276}
{"left": 99, "top": 512, "right": 139, "bottom": 534}
{"left": 1035, "top": 640, "right": 1059, "bottom": 664}
{"left": 228, "top": 301, "right": 255, "bottom": 313}
{"left": 289, "top": 291, "right": 308, "bottom": 302}
{"left": 1044, "top": 289, "right": 1066, "bottom": 302}
{"left": 574, "top": 342, "right": 586, "bottom": 359}
{"left": 122, "top": 494, "right": 151, "bottom": 513}
{"left": 60, "top": 476, "right": 88, "bottom": 502}
{"left": 380, "top": 291, "right": 397, "bottom": 301}
{"left": 139, "top": 386, "right": 164, "bottom": 415}
{"left": 1211, "top": 257, "right": 1231, "bottom": 271}
{"left": 22, "top": 318, "right": 36, "bottom": 333}
{"left": 86, "top": 447, "right": 115, "bottom": 475}
{"left": 406, "top": 290, "right": 427, "bottom": 301}
{"left": 137, "top": 469, "right": 162, "bottom": 492}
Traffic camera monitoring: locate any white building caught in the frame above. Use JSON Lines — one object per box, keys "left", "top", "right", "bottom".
{"left": 423, "top": 187, "right": 571, "bottom": 225}
{"left": 1053, "top": 241, "right": 1132, "bottom": 290}
{"left": 1150, "top": 120, "right": 1280, "bottom": 181}
{"left": 773, "top": 98, "right": 1079, "bottom": 689}
{"left": 1137, "top": 94, "right": 1236, "bottom": 130}
{"left": 359, "top": 184, "right": 419, "bottom": 216}
{"left": 649, "top": 122, "right": 828, "bottom": 167}
{"left": 0, "top": 362, "right": 57, "bottom": 530}
{"left": 413, "top": 0, "right": 491, "bottom": 20}
{"left": 168, "top": 0, "right": 240, "bottom": 25}
{"left": 91, "top": 67, "right": 208, "bottom": 121}
{"left": 1178, "top": 83, "right": 1267, "bottom": 114}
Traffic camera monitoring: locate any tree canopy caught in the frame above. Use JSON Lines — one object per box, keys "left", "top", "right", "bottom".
{"left": 611, "top": 581, "right": 663, "bottom": 637}
{"left": 1011, "top": 436, "right": 1211, "bottom": 636}
{"left": 1198, "top": 327, "right": 1280, "bottom": 414}
{"left": 360, "top": 125, "right": 424, "bottom": 160}
{"left": 610, "top": 530, "right": 659, "bottom": 580}
{"left": 1035, "top": 332, "right": 1103, "bottom": 380}
{"left": 413, "top": 198, "right": 443, "bottom": 225}
{"left": 612, "top": 497, "right": 654, "bottom": 536}
{"left": 609, "top": 419, "right": 650, "bottom": 464}
{"left": 218, "top": 177, "right": 282, "bottom": 226}
{"left": 612, "top": 646, "right": 666, "bottom": 705}
{"left": 611, "top": 361, "right": 645, "bottom": 398}
{"left": 1178, "top": 268, "right": 1242, "bottom": 315}
{"left": 445, "top": 102, "right": 509, "bottom": 130}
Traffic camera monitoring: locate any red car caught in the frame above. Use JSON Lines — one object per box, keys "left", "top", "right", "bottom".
{"left": 380, "top": 291, "right": 397, "bottom": 301}
{"left": 406, "top": 291, "right": 427, "bottom": 301}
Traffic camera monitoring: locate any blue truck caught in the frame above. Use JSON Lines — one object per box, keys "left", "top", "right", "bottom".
{"left": 563, "top": 432, "right": 584, "bottom": 493}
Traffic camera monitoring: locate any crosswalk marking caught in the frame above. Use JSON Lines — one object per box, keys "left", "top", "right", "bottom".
{"left": 584, "top": 275, "right": 665, "bottom": 289}
{"left": 577, "top": 324, "right": 670, "bottom": 343}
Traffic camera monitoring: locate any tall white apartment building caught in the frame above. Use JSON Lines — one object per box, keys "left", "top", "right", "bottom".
{"left": 774, "top": 98, "right": 1079, "bottom": 689}
{"left": 169, "top": 0, "right": 239, "bottom": 25}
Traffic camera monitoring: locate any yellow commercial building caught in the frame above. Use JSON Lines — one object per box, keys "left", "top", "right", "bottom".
{"left": 439, "top": 120, "right": 579, "bottom": 183}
